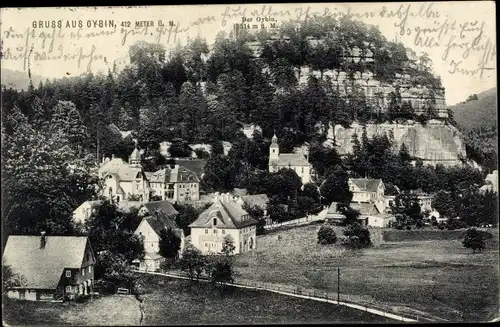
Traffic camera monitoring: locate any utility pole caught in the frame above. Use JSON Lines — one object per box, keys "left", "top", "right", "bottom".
{"left": 96, "top": 120, "right": 100, "bottom": 165}
{"left": 337, "top": 266, "right": 340, "bottom": 304}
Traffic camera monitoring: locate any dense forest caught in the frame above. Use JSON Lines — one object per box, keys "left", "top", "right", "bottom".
{"left": 1, "top": 15, "right": 497, "bottom": 240}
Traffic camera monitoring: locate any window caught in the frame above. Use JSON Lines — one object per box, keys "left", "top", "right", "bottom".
{"left": 213, "top": 218, "right": 217, "bottom": 226}
{"left": 82, "top": 269, "right": 85, "bottom": 276}
{"left": 214, "top": 229, "right": 218, "bottom": 234}
{"left": 88, "top": 266, "right": 92, "bottom": 273}
{"left": 66, "top": 286, "right": 72, "bottom": 293}
{"left": 222, "top": 230, "right": 225, "bottom": 235}
{"left": 301, "top": 167, "right": 304, "bottom": 173}
{"left": 205, "top": 229, "right": 208, "bottom": 234}
{"left": 66, "top": 270, "right": 71, "bottom": 278}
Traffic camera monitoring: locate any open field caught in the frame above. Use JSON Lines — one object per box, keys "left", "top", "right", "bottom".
{"left": 234, "top": 225, "right": 500, "bottom": 322}
{"left": 138, "top": 274, "right": 393, "bottom": 324}
{"left": 2, "top": 295, "right": 141, "bottom": 326}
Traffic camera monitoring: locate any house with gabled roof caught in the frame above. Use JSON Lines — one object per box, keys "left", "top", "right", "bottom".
{"left": 2, "top": 233, "right": 96, "bottom": 302}
{"left": 268, "top": 134, "right": 312, "bottom": 184}
{"left": 99, "top": 146, "right": 150, "bottom": 203}
{"left": 145, "top": 165, "right": 200, "bottom": 202}
{"left": 189, "top": 200, "right": 258, "bottom": 255}
{"left": 348, "top": 178, "right": 385, "bottom": 203}
{"left": 133, "top": 202, "right": 184, "bottom": 271}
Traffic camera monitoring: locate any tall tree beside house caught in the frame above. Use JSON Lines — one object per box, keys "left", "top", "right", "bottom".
{"left": 179, "top": 244, "right": 206, "bottom": 280}
{"left": 158, "top": 228, "right": 182, "bottom": 260}
{"left": 2, "top": 106, "right": 98, "bottom": 240}
{"left": 86, "top": 200, "right": 145, "bottom": 262}
{"left": 221, "top": 235, "right": 236, "bottom": 256}
{"left": 390, "top": 191, "right": 423, "bottom": 227}
{"left": 320, "top": 165, "right": 352, "bottom": 205}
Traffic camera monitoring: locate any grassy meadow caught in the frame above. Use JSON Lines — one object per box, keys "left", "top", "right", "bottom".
{"left": 234, "top": 224, "right": 499, "bottom": 322}
{"left": 2, "top": 295, "right": 141, "bottom": 326}
{"left": 137, "top": 274, "right": 392, "bottom": 325}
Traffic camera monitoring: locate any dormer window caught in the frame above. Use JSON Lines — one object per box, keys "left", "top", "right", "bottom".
{"left": 66, "top": 270, "right": 71, "bottom": 277}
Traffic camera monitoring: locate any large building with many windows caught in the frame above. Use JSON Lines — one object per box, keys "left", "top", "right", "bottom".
{"left": 145, "top": 165, "right": 200, "bottom": 202}
{"left": 189, "top": 200, "right": 258, "bottom": 255}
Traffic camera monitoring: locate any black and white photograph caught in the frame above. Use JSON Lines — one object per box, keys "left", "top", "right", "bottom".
{"left": 1, "top": 2, "right": 498, "bottom": 324}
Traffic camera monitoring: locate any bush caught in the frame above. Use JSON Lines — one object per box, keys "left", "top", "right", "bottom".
{"left": 342, "top": 223, "right": 371, "bottom": 249}
{"left": 94, "top": 279, "right": 116, "bottom": 295}
{"left": 462, "top": 228, "right": 486, "bottom": 253}
{"left": 205, "top": 254, "right": 234, "bottom": 285}
{"left": 317, "top": 225, "right": 337, "bottom": 245}
{"left": 446, "top": 219, "right": 468, "bottom": 230}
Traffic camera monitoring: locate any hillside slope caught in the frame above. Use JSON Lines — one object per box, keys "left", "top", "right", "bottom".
{"left": 1, "top": 68, "right": 47, "bottom": 90}
{"left": 449, "top": 87, "right": 497, "bottom": 132}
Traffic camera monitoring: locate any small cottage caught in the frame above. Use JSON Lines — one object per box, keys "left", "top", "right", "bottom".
{"left": 2, "top": 233, "right": 96, "bottom": 301}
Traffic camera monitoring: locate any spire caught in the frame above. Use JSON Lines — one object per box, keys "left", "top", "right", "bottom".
{"left": 271, "top": 130, "right": 278, "bottom": 144}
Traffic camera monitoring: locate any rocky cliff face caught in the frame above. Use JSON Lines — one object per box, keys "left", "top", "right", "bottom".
{"left": 328, "top": 120, "right": 466, "bottom": 167}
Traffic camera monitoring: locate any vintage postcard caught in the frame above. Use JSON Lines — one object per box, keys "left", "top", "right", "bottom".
{"left": 1, "top": 2, "right": 498, "bottom": 325}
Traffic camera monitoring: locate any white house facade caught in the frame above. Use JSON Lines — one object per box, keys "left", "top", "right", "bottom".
{"left": 189, "top": 200, "right": 258, "bottom": 255}
{"left": 99, "top": 148, "right": 150, "bottom": 203}
{"left": 145, "top": 165, "right": 200, "bottom": 202}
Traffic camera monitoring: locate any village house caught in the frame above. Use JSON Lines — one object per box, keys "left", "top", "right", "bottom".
{"left": 189, "top": 200, "right": 258, "bottom": 255}
{"left": 384, "top": 191, "right": 434, "bottom": 213}
{"left": 73, "top": 200, "right": 102, "bottom": 225}
{"left": 99, "top": 146, "right": 150, "bottom": 203}
{"left": 326, "top": 202, "right": 393, "bottom": 228}
{"left": 2, "top": 233, "right": 96, "bottom": 301}
{"left": 268, "top": 133, "right": 312, "bottom": 184}
{"left": 349, "top": 178, "right": 386, "bottom": 205}
{"left": 133, "top": 201, "right": 184, "bottom": 271}
{"left": 145, "top": 165, "right": 200, "bottom": 202}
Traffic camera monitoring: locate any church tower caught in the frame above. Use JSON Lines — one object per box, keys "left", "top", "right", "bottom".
{"left": 269, "top": 133, "right": 280, "bottom": 163}
{"left": 129, "top": 140, "right": 142, "bottom": 167}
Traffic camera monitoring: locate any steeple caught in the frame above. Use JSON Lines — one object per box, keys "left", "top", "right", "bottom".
{"left": 269, "top": 131, "right": 279, "bottom": 162}
{"left": 129, "top": 139, "right": 142, "bottom": 167}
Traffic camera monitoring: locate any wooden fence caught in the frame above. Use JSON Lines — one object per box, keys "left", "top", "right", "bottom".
{"left": 134, "top": 269, "right": 431, "bottom": 323}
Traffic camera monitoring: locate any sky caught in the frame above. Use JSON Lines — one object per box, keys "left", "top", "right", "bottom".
{"left": 1, "top": 2, "right": 496, "bottom": 105}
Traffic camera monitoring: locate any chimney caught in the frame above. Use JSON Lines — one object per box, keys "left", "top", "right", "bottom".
{"left": 40, "top": 231, "right": 46, "bottom": 249}
{"left": 111, "top": 154, "right": 115, "bottom": 159}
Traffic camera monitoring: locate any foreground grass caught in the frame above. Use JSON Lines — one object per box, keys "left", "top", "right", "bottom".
{"left": 234, "top": 225, "right": 499, "bottom": 322}
{"left": 3, "top": 295, "right": 141, "bottom": 326}
{"left": 138, "top": 274, "right": 392, "bottom": 324}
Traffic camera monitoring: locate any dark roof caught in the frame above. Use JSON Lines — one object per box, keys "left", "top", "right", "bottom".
{"left": 350, "top": 202, "right": 380, "bottom": 216}
{"left": 173, "top": 159, "right": 207, "bottom": 179}
{"left": 189, "top": 200, "right": 257, "bottom": 229}
{"left": 143, "top": 216, "right": 182, "bottom": 239}
{"left": 2, "top": 236, "right": 93, "bottom": 289}
{"left": 349, "top": 178, "right": 383, "bottom": 192}
{"left": 142, "top": 200, "right": 178, "bottom": 217}
{"left": 270, "top": 153, "right": 311, "bottom": 167}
